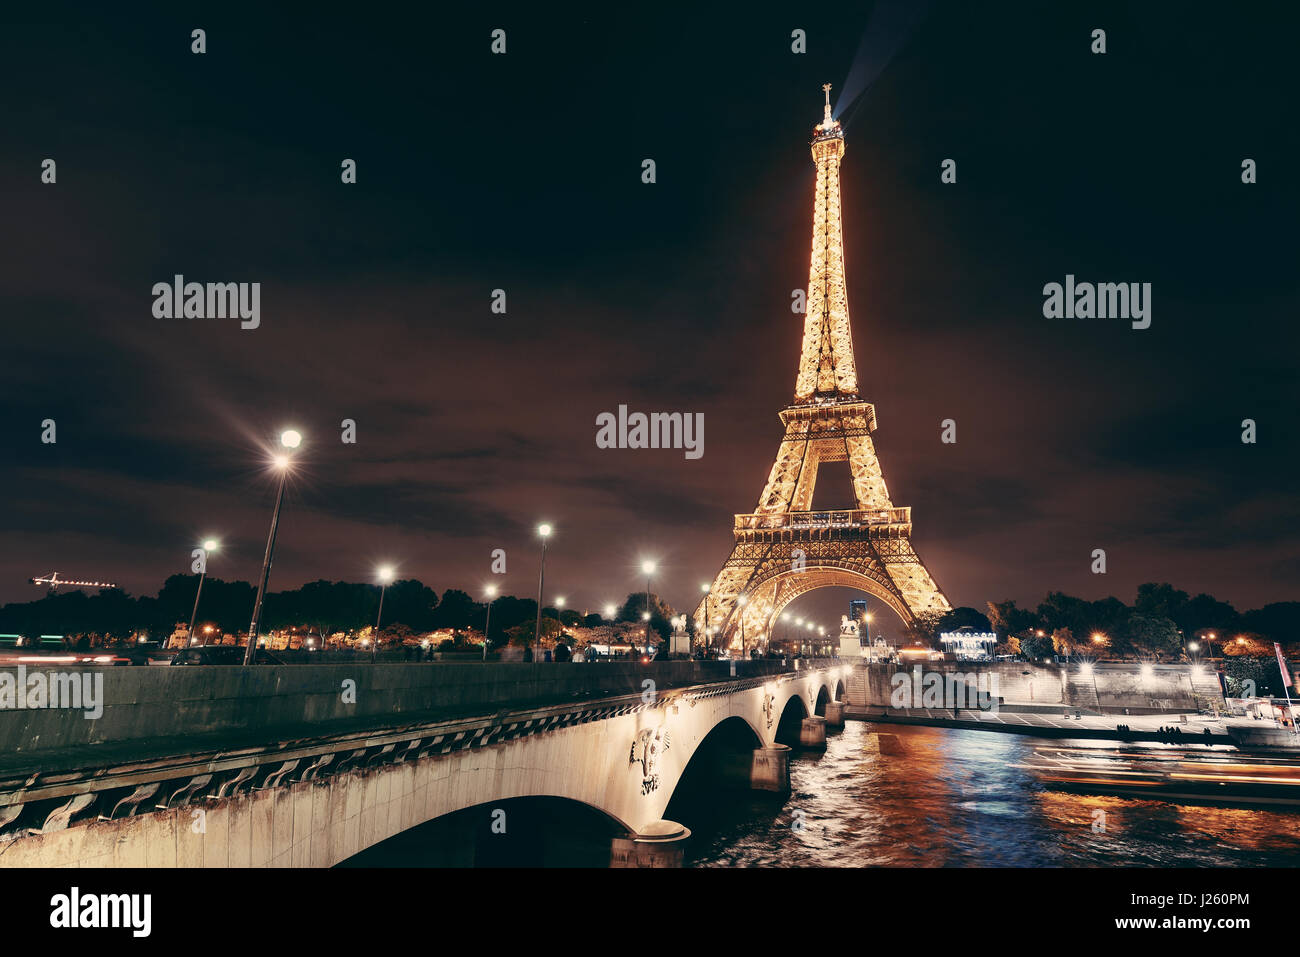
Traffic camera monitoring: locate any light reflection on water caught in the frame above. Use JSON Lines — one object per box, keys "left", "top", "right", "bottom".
{"left": 677, "top": 722, "right": 1300, "bottom": 867}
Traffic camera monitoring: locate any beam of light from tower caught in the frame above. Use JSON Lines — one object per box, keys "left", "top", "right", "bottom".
{"left": 834, "top": 0, "right": 934, "bottom": 126}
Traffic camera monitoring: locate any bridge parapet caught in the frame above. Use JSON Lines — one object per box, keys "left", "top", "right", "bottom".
{"left": 0, "top": 660, "right": 848, "bottom": 865}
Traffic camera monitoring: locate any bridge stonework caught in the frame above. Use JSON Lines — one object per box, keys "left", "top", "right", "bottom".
{"left": 0, "top": 662, "right": 848, "bottom": 868}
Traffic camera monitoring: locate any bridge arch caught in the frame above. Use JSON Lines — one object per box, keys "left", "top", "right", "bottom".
{"left": 337, "top": 795, "right": 629, "bottom": 868}
{"left": 773, "top": 690, "right": 809, "bottom": 746}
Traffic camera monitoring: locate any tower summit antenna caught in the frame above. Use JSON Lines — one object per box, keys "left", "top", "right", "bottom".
{"left": 814, "top": 82, "right": 841, "bottom": 140}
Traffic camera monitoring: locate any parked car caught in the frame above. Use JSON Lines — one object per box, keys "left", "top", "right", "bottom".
{"left": 170, "top": 645, "right": 283, "bottom": 665}
{"left": 112, "top": 641, "right": 173, "bottom": 666}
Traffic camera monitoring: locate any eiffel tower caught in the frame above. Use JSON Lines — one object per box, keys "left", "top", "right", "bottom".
{"left": 696, "top": 85, "right": 951, "bottom": 650}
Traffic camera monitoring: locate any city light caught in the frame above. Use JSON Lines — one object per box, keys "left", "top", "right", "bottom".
{"left": 376, "top": 565, "right": 395, "bottom": 584}
{"left": 604, "top": 603, "right": 617, "bottom": 618}
{"left": 202, "top": 538, "right": 219, "bottom": 553}
{"left": 485, "top": 583, "right": 498, "bottom": 598}
{"left": 555, "top": 596, "right": 566, "bottom": 608}
{"left": 537, "top": 523, "right": 553, "bottom": 538}
{"left": 642, "top": 560, "right": 656, "bottom": 575}
{"left": 700, "top": 582, "right": 710, "bottom": 593}
{"left": 280, "top": 429, "right": 302, "bottom": 449}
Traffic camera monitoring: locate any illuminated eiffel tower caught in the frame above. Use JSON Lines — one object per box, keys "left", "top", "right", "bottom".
{"left": 696, "top": 85, "right": 951, "bottom": 651}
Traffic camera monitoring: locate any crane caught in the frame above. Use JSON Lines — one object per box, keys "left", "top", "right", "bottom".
{"left": 29, "top": 572, "right": 118, "bottom": 592}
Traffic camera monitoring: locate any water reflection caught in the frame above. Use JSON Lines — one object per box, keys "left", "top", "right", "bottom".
{"left": 673, "top": 722, "right": 1300, "bottom": 867}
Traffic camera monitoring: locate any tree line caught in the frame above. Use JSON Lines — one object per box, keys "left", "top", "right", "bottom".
{"left": 0, "top": 576, "right": 681, "bottom": 648}
{"left": 902, "top": 582, "right": 1299, "bottom": 661}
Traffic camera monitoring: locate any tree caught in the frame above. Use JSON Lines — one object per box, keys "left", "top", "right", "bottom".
{"left": 1051, "top": 627, "right": 1082, "bottom": 657}
{"left": 986, "top": 600, "right": 1040, "bottom": 638}
{"left": 1036, "top": 592, "right": 1091, "bottom": 637}
{"left": 431, "top": 589, "right": 477, "bottom": 630}
{"left": 994, "top": 635, "right": 1021, "bottom": 657}
{"left": 1241, "top": 603, "right": 1300, "bottom": 642}
{"left": 1223, "top": 633, "right": 1271, "bottom": 657}
{"left": 618, "top": 592, "right": 674, "bottom": 623}
{"left": 1020, "top": 632, "right": 1054, "bottom": 659}
{"left": 937, "top": 606, "right": 993, "bottom": 634}
{"left": 1180, "top": 592, "right": 1239, "bottom": 637}
{"left": 1134, "top": 583, "right": 1189, "bottom": 623}
{"left": 1124, "top": 614, "right": 1181, "bottom": 659}
{"left": 507, "top": 616, "right": 562, "bottom": 647}
{"left": 1222, "top": 656, "right": 1279, "bottom": 698}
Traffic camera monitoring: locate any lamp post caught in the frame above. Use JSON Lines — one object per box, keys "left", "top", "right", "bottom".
{"left": 700, "top": 583, "right": 711, "bottom": 658}
{"left": 187, "top": 538, "right": 219, "bottom": 647}
{"left": 372, "top": 565, "right": 394, "bottom": 663}
{"left": 244, "top": 429, "right": 301, "bottom": 665}
{"left": 604, "top": 603, "right": 618, "bottom": 659}
{"left": 532, "top": 524, "right": 552, "bottom": 661}
{"left": 737, "top": 594, "right": 749, "bottom": 659}
{"left": 482, "top": 584, "right": 498, "bottom": 661}
{"left": 641, "top": 561, "right": 656, "bottom": 649}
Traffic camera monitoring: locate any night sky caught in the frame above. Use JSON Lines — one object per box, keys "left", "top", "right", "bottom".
{"left": 3, "top": 2, "right": 1297, "bottom": 632}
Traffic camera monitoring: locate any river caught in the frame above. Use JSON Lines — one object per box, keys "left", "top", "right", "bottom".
{"left": 669, "top": 721, "right": 1300, "bottom": 867}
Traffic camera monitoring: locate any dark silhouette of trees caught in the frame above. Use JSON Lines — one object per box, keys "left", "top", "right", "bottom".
{"left": 1, "top": 576, "right": 1295, "bottom": 664}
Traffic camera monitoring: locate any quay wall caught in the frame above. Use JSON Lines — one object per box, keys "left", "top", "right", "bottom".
{"left": 845, "top": 661, "right": 1224, "bottom": 714}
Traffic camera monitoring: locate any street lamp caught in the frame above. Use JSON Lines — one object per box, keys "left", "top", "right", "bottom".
{"left": 641, "top": 560, "right": 656, "bottom": 648}
{"left": 603, "top": 602, "right": 617, "bottom": 659}
{"left": 244, "top": 429, "right": 301, "bottom": 665}
{"left": 737, "top": 594, "right": 749, "bottom": 658}
{"left": 372, "top": 565, "right": 394, "bottom": 662}
{"left": 532, "top": 523, "right": 552, "bottom": 661}
{"left": 187, "top": 538, "right": 219, "bottom": 647}
{"left": 700, "top": 583, "right": 712, "bottom": 658}
{"left": 482, "top": 584, "right": 498, "bottom": 661}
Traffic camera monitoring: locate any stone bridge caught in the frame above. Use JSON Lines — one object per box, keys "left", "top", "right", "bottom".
{"left": 0, "top": 660, "right": 850, "bottom": 867}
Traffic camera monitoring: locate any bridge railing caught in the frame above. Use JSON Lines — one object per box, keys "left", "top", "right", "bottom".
{"left": 734, "top": 507, "right": 911, "bottom": 531}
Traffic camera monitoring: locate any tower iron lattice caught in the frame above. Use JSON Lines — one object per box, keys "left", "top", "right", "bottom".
{"left": 695, "top": 84, "right": 951, "bottom": 652}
